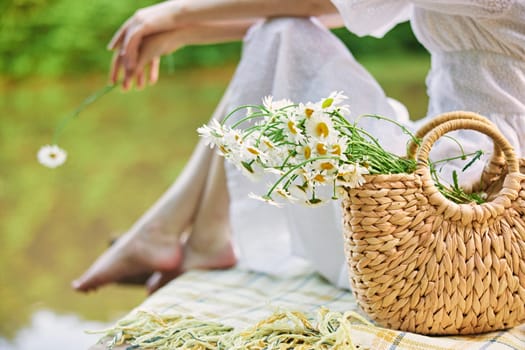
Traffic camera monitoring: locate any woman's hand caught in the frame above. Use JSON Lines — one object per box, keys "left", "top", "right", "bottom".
{"left": 108, "top": 0, "right": 339, "bottom": 90}
{"left": 111, "top": 20, "right": 258, "bottom": 90}
{"left": 110, "top": 31, "right": 175, "bottom": 90}
{"left": 108, "top": 1, "right": 184, "bottom": 89}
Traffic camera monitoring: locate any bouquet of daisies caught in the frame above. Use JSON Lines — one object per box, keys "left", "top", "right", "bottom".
{"left": 198, "top": 92, "right": 418, "bottom": 206}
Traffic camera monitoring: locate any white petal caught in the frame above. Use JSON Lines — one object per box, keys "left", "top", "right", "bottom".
{"left": 37, "top": 145, "right": 67, "bottom": 168}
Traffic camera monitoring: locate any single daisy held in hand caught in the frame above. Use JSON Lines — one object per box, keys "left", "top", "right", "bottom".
{"left": 37, "top": 145, "right": 67, "bottom": 168}
{"left": 37, "top": 83, "right": 116, "bottom": 169}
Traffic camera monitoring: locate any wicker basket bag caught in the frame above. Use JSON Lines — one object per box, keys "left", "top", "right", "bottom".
{"left": 341, "top": 111, "right": 525, "bottom": 335}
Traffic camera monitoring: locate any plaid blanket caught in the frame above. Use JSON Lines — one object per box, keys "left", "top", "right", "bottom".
{"left": 90, "top": 267, "right": 525, "bottom": 350}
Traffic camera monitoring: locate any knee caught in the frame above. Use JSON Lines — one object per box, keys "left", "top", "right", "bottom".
{"left": 262, "top": 17, "right": 314, "bottom": 32}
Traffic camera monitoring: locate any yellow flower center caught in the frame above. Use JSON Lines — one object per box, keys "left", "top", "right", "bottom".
{"left": 305, "top": 108, "right": 314, "bottom": 118}
{"left": 331, "top": 144, "right": 341, "bottom": 155}
{"left": 304, "top": 145, "right": 311, "bottom": 159}
{"left": 49, "top": 152, "right": 57, "bottom": 159}
{"left": 315, "top": 122, "right": 329, "bottom": 138}
{"left": 247, "top": 147, "right": 259, "bottom": 155}
{"left": 316, "top": 143, "right": 327, "bottom": 155}
{"left": 313, "top": 174, "right": 325, "bottom": 183}
{"left": 287, "top": 121, "right": 298, "bottom": 135}
{"left": 322, "top": 98, "right": 333, "bottom": 109}
{"left": 276, "top": 188, "right": 289, "bottom": 198}
{"left": 219, "top": 145, "right": 229, "bottom": 154}
{"left": 320, "top": 162, "right": 334, "bottom": 170}
{"left": 263, "top": 140, "right": 274, "bottom": 149}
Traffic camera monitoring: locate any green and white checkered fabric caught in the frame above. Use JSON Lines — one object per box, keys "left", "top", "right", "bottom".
{"left": 91, "top": 267, "right": 525, "bottom": 350}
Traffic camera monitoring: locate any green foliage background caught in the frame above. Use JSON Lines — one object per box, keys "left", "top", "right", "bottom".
{"left": 0, "top": 0, "right": 426, "bottom": 78}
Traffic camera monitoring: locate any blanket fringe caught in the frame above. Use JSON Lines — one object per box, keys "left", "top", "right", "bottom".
{"left": 89, "top": 308, "right": 373, "bottom": 350}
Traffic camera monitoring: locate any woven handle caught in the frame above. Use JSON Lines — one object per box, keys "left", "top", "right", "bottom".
{"left": 416, "top": 119, "right": 521, "bottom": 214}
{"left": 417, "top": 119, "right": 518, "bottom": 172}
{"left": 407, "top": 111, "right": 502, "bottom": 160}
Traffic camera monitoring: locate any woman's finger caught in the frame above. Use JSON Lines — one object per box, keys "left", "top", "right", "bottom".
{"left": 121, "top": 26, "right": 145, "bottom": 75}
{"left": 108, "top": 29, "right": 125, "bottom": 51}
{"left": 136, "top": 68, "right": 145, "bottom": 90}
{"left": 122, "top": 77, "right": 132, "bottom": 91}
{"left": 149, "top": 57, "right": 160, "bottom": 85}
{"left": 135, "top": 39, "right": 160, "bottom": 88}
{"left": 122, "top": 59, "right": 135, "bottom": 91}
{"left": 109, "top": 52, "right": 123, "bottom": 85}
{"left": 107, "top": 17, "right": 133, "bottom": 50}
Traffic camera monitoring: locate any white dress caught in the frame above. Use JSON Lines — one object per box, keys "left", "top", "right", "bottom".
{"left": 332, "top": 0, "right": 525, "bottom": 148}
{"left": 223, "top": 0, "right": 525, "bottom": 289}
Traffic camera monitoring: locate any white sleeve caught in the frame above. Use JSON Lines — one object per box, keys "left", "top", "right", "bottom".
{"left": 412, "top": 0, "right": 514, "bottom": 16}
{"left": 330, "top": 0, "right": 514, "bottom": 38}
{"left": 330, "top": 0, "right": 412, "bottom": 38}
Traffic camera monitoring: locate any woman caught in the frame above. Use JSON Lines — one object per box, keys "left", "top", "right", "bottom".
{"left": 73, "top": 0, "right": 525, "bottom": 292}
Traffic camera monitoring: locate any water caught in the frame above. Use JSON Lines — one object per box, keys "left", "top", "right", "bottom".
{"left": 0, "top": 58, "right": 428, "bottom": 348}
{"left": 0, "top": 310, "right": 108, "bottom": 350}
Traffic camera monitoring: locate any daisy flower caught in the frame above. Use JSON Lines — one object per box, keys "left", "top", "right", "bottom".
{"left": 239, "top": 141, "right": 266, "bottom": 163}
{"left": 314, "top": 158, "right": 339, "bottom": 173}
{"left": 296, "top": 101, "right": 320, "bottom": 119}
{"left": 305, "top": 112, "right": 337, "bottom": 140}
{"left": 262, "top": 96, "right": 294, "bottom": 113}
{"left": 264, "top": 167, "right": 286, "bottom": 176}
{"left": 248, "top": 192, "right": 283, "bottom": 207}
{"left": 295, "top": 143, "right": 313, "bottom": 162}
{"left": 301, "top": 164, "right": 334, "bottom": 185}
{"left": 337, "top": 163, "right": 369, "bottom": 188}
{"left": 329, "top": 136, "right": 348, "bottom": 157}
{"left": 322, "top": 91, "right": 350, "bottom": 114}
{"left": 197, "top": 119, "right": 226, "bottom": 148}
{"left": 281, "top": 113, "right": 306, "bottom": 144}
{"left": 214, "top": 127, "right": 243, "bottom": 158}
{"left": 288, "top": 184, "right": 310, "bottom": 202}
{"left": 37, "top": 145, "right": 67, "bottom": 168}
{"left": 274, "top": 186, "right": 298, "bottom": 203}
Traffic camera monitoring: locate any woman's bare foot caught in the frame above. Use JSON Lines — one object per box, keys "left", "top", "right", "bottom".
{"left": 145, "top": 155, "right": 237, "bottom": 294}
{"left": 145, "top": 242, "right": 236, "bottom": 294}
{"left": 72, "top": 222, "right": 185, "bottom": 292}
{"left": 183, "top": 241, "right": 236, "bottom": 271}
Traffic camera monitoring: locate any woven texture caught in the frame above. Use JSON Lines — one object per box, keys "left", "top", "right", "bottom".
{"left": 342, "top": 111, "right": 525, "bottom": 335}
{"left": 90, "top": 268, "right": 525, "bottom": 350}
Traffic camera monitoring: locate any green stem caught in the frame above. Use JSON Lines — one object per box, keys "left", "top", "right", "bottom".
{"left": 265, "top": 156, "right": 340, "bottom": 197}
{"left": 430, "top": 151, "right": 480, "bottom": 167}
{"left": 230, "top": 112, "right": 270, "bottom": 129}
{"left": 52, "top": 83, "right": 117, "bottom": 144}
{"left": 220, "top": 105, "right": 265, "bottom": 126}
{"left": 359, "top": 114, "right": 419, "bottom": 145}
{"left": 441, "top": 134, "right": 466, "bottom": 157}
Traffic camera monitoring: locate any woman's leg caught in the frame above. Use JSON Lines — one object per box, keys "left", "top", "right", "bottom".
{"left": 183, "top": 153, "right": 235, "bottom": 270}
{"left": 145, "top": 152, "right": 235, "bottom": 293}
{"left": 72, "top": 91, "right": 231, "bottom": 292}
